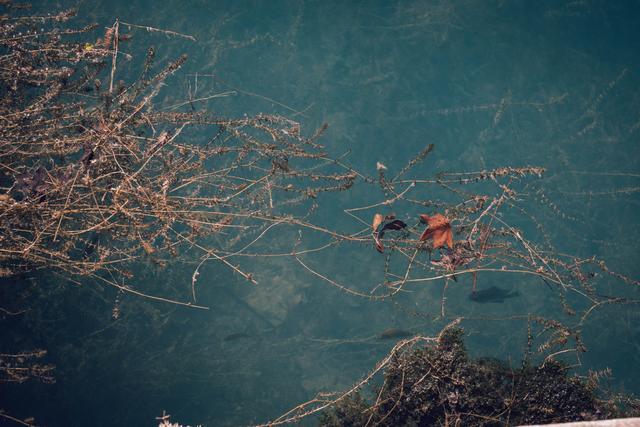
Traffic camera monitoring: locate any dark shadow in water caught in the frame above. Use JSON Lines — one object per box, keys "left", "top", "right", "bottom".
{"left": 468, "top": 286, "right": 520, "bottom": 304}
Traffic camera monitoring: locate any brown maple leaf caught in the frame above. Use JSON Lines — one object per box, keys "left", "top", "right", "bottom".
{"left": 419, "top": 213, "right": 454, "bottom": 249}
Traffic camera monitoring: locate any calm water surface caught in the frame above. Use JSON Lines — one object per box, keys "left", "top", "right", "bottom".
{"left": 3, "top": 1, "right": 640, "bottom": 425}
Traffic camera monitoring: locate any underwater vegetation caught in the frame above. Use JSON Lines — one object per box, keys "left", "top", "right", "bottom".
{"left": 320, "top": 328, "right": 640, "bottom": 427}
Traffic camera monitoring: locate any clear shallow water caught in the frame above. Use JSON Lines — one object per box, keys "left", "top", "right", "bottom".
{"left": 3, "top": 1, "right": 640, "bottom": 426}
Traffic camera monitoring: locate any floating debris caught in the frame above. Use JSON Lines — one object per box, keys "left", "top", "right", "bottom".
{"left": 372, "top": 214, "right": 407, "bottom": 253}
{"left": 419, "top": 213, "right": 454, "bottom": 249}
{"left": 372, "top": 213, "right": 384, "bottom": 233}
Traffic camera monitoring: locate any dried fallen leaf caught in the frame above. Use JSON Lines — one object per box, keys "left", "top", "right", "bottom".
{"left": 419, "top": 213, "right": 454, "bottom": 249}
{"left": 373, "top": 215, "right": 407, "bottom": 253}
{"left": 372, "top": 213, "right": 384, "bottom": 232}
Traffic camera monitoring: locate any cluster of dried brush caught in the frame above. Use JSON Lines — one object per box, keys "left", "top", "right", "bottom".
{"left": 0, "top": 4, "right": 354, "bottom": 308}
{"left": 0, "top": 5, "right": 353, "bottom": 423}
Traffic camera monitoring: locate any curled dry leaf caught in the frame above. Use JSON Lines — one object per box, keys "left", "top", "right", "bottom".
{"left": 372, "top": 213, "right": 384, "bottom": 252}
{"left": 372, "top": 213, "right": 407, "bottom": 253}
{"left": 372, "top": 213, "right": 384, "bottom": 232}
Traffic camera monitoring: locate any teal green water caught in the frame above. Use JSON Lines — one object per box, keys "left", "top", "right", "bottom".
{"left": 3, "top": 1, "right": 640, "bottom": 426}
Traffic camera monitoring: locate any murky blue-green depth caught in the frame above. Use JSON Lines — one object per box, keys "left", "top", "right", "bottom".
{"left": 3, "top": 1, "right": 640, "bottom": 425}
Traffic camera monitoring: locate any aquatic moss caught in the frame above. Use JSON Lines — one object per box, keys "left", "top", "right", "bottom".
{"left": 320, "top": 328, "right": 638, "bottom": 426}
